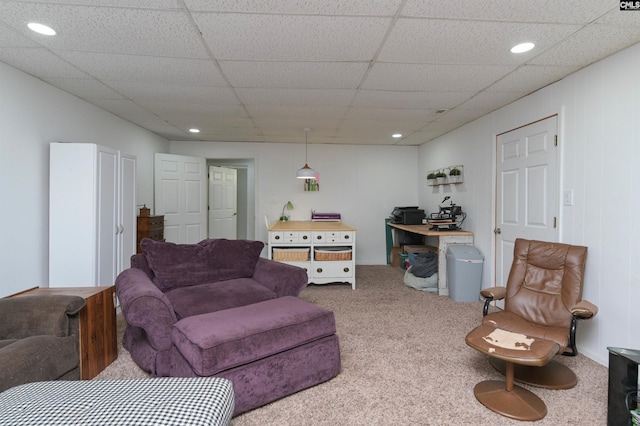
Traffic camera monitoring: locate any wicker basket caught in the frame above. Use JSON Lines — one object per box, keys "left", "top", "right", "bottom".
{"left": 272, "top": 248, "right": 310, "bottom": 262}
{"left": 314, "top": 247, "right": 352, "bottom": 261}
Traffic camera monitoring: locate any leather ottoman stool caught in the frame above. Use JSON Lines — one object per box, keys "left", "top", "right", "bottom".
{"left": 0, "top": 377, "right": 234, "bottom": 425}
{"left": 171, "top": 296, "right": 341, "bottom": 415}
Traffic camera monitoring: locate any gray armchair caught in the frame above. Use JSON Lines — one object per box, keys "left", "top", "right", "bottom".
{"left": 0, "top": 295, "right": 86, "bottom": 393}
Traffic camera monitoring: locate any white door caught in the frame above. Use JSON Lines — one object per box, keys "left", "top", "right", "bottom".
{"left": 208, "top": 166, "right": 237, "bottom": 239}
{"left": 154, "top": 153, "right": 207, "bottom": 244}
{"left": 118, "top": 152, "right": 136, "bottom": 274}
{"left": 495, "top": 116, "right": 558, "bottom": 288}
{"left": 96, "top": 147, "right": 118, "bottom": 287}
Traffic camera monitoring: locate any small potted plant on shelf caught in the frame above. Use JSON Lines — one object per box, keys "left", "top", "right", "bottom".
{"left": 449, "top": 167, "right": 462, "bottom": 183}
{"left": 435, "top": 170, "right": 447, "bottom": 184}
{"left": 427, "top": 172, "right": 437, "bottom": 185}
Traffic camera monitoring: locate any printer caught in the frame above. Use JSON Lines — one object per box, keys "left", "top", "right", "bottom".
{"left": 390, "top": 206, "right": 425, "bottom": 225}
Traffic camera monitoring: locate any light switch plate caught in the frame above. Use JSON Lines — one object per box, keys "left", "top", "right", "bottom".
{"left": 563, "top": 190, "right": 574, "bottom": 206}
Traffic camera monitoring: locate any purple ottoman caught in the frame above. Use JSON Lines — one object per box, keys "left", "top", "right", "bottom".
{"left": 171, "top": 296, "right": 341, "bottom": 415}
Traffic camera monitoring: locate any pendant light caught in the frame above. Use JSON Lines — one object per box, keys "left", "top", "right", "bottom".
{"left": 296, "top": 128, "right": 316, "bottom": 179}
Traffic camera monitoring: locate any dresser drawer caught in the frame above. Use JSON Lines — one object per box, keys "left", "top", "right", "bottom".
{"left": 137, "top": 216, "right": 164, "bottom": 231}
{"left": 313, "top": 231, "right": 353, "bottom": 243}
{"left": 312, "top": 261, "right": 354, "bottom": 278}
{"left": 270, "top": 231, "right": 310, "bottom": 243}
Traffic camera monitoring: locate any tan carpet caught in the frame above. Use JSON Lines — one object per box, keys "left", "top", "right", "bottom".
{"left": 96, "top": 265, "right": 608, "bottom": 425}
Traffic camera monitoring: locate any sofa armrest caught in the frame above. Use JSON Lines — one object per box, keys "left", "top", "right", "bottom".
{"left": 0, "top": 295, "right": 85, "bottom": 339}
{"left": 252, "top": 258, "right": 308, "bottom": 297}
{"left": 116, "top": 268, "right": 177, "bottom": 351}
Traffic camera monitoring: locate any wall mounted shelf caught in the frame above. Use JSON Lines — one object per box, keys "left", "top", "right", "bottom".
{"left": 427, "top": 165, "right": 463, "bottom": 186}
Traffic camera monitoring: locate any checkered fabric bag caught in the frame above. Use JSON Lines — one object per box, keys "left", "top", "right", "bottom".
{"left": 0, "top": 377, "right": 234, "bottom": 426}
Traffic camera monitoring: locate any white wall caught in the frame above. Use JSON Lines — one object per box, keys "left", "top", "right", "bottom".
{"left": 419, "top": 43, "right": 640, "bottom": 366}
{"left": 0, "top": 62, "right": 169, "bottom": 298}
{"left": 170, "top": 141, "right": 420, "bottom": 264}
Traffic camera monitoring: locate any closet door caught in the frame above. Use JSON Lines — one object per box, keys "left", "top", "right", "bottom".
{"left": 96, "top": 147, "right": 118, "bottom": 287}
{"left": 118, "top": 152, "right": 136, "bottom": 274}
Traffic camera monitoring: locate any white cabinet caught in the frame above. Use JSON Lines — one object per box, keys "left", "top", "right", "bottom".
{"left": 49, "top": 143, "right": 136, "bottom": 287}
{"left": 267, "top": 221, "right": 356, "bottom": 290}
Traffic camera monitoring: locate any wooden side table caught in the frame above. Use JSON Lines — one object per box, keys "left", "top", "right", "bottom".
{"left": 11, "top": 286, "right": 117, "bottom": 379}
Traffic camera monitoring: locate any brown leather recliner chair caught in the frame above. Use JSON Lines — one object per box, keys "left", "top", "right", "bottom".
{"left": 466, "top": 239, "right": 598, "bottom": 420}
{"left": 479, "top": 238, "right": 598, "bottom": 386}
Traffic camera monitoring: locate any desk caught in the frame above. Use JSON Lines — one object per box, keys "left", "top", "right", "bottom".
{"left": 387, "top": 222, "right": 473, "bottom": 296}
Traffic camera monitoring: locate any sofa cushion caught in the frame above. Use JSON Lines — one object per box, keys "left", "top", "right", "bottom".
{"left": 140, "top": 238, "right": 264, "bottom": 291}
{"left": 172, "top": 296, "right": 337, "bottom": 376}
{"left": 165, "top": 278, "right": 276, "bottom": 319}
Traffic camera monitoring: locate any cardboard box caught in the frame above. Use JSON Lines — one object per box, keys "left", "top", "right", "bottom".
{"left": 390, "top": 246, "right": 403, "bottom": 267}
{"left": 403, "top": 245, "right": 438, "bottom": 254}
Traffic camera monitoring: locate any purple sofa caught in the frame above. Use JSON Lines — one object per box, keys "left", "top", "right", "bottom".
{"left": 116, "top": 238, "right": 341, "bottom": 416}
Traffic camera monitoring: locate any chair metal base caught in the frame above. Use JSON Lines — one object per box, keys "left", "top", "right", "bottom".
{"left": 489, "top": 357, "right": 577, "bottom": 389}
{"left": 474, "top": 380, "right": 547, "bottom": 421}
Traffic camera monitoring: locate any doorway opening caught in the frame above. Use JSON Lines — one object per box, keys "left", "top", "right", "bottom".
{"left": 207, "top": 159, "right": 255, "bottom": 241}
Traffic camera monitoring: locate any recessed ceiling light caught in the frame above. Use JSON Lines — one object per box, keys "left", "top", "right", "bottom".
{"left": 189, "top": 128, "right": 200, "bottom": 133}
{"left": 27, "top": 22, "right": 56, "bottom": 36}
{"left": 392, "top": 133, "right": 402, "bottom": 138}
{"left": 511, "top": 42, "right": 535, "bottom": 54}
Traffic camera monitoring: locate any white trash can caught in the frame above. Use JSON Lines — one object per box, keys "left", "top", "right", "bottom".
{"left": 446, "top": 245, "right": 484, "bottom": 302}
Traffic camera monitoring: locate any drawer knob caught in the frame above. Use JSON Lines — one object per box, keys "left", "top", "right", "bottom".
{"left": 316, "top": 235, "right": 322, "bottom": 240}
{"left": 316, "top": 268, "right": 323, "bottom": 273}
{"left": 302, "top": 235, "right": 308, "bottom": 240}
{"left": 344, "top": 235, "right": 350, "bottom": 240}
{"left": 274, "top": 236, "right": 280, "bottom": 240}
{"left": 344, "top": 267, "right": 349, "bottom": 273}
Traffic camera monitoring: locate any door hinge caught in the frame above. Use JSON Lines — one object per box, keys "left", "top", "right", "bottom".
{"left": 553, "top": 217, "right": 557, "bottom": 228}
{"left": 554, "top": 135, "right": 558, "bottom": 146}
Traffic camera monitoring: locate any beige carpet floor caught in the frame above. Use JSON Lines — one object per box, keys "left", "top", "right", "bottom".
{"left": 96, "top": 265, "right": 608, "bottom": 425}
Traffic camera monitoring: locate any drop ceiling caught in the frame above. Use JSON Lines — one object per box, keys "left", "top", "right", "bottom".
{"left": 1, "top": 1, "right": 639, "bottom": 145}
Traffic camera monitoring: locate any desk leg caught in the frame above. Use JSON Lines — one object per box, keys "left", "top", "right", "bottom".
{"left": 435, "top": 235, "right": 473, "bottom": 296}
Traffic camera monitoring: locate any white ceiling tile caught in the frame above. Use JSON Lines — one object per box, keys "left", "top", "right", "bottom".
{"left": 44, "top": 78, "right": 125, "bottom": 100}
{"left": 194, "top": 13, "right": 391, "bottom": 61}
{"left": 458, "top": 91, "right": 528, "bottom": 110}
{"left": 487, "top": 64, "right": 580, "bottom": 92}
{"left": 353, "top": 90, "right": 475, "bottom": 110}
{"left": 402, "top": 0, "right": 615, "bottom": 24}
{"left": 220, "top": 61, "right": 369, "bottom": 89}
{"left": 531, "top": 23, "right": 640, "bottom": 68}
{"left": 55, "top": 51, "right": 228, "bottom": 86}
{"left": 104, "top": 81, "right": 240, "bottom": 106}
{"left": 0, "top": 22, "right": 39, "bottom": 47}
{"left": 433, "top": 108, "right": 488, "bottom": 124}
{"left": 89, "top": 98, "right": 186, "bottom": 134}
{"left": 380, "top": 19, "right": 581, "bottom": 65}
{"left": 236, "top": 88, "right": 356, "bottom": 107}
{"left": 184, "top": 0, "right": 403, "bottom": 15}
{"left": 248, "top": 105, "right": 346, "bottom": 121}
{"left": 0, "top": 2, "right": 207, "bottom": 58}
{"left": 252, "top": 118, "right": 341, "bottom": 136}
{"left": 151, "top": 104, "right": 250, "bottom": 122}
{"left": 18, "top": 1, "right": 180, "bottom": 9}
{"left": 0, "top": 47, "right": 89, "bottom": 78}
{"left": 363, "top": 63, "right": 514, "bottom": 92}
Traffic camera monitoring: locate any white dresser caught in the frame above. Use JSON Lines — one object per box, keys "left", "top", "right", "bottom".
{"left": 267, "top": 221, "right": 356, "bottom": 290}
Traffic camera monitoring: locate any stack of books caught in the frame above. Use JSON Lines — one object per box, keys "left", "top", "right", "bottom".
{"left": 311, "top": 212, "right": 341, "bottom": 222}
